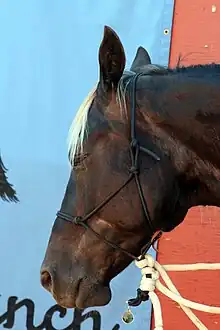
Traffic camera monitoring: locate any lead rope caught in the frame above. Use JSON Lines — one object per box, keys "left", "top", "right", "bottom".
{"left": 123, "top": 254, "right": 220, "bottom": 329}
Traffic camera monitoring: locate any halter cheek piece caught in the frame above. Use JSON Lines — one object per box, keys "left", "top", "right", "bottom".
{"left": 57, "top": 73, "right": 162, "bottom": 305}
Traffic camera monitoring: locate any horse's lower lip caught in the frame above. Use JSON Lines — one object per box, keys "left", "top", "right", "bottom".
{"left": 53, "top": 279, "right": 111, "bottom": 309}
{"left": 75, "top": 281, "right": 112, "bottom": 309}
{"left": 52, "top": 279, "right": 83, "bottom": 309}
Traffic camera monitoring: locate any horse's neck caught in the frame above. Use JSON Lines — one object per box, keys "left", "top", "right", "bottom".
{"left": 139, "top": 73, "right": 220, "bottom": 207}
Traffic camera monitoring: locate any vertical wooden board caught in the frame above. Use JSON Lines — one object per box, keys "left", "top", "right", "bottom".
{"left": 154, "top": 1, "right": 220, "bottom": 329}
{"left": 169, "top": 1, "right": 220, "bottom": 66}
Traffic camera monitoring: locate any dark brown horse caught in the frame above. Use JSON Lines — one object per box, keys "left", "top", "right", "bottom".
{"left": 41, "top": 26, "right": 220, "bottom": 309}
{"left": 0, "top": 154, "right": 18, "bottom": 202}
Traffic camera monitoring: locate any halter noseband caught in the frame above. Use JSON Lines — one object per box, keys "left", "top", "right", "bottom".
{"left": 57, "top": 73, "right": 162, "bottom": 261}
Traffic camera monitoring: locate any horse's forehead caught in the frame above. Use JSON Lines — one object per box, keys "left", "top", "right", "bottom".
{"left": 87, "top": 101, "right": 109, "bottom": 133}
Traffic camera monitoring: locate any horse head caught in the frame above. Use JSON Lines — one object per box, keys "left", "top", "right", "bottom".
{"left": 40, "top": 26, "right": 220, "bottom": 309}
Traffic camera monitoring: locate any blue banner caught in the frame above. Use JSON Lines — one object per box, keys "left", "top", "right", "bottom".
{"left": 0, "top": 1, "right": 174, "bottom": 329}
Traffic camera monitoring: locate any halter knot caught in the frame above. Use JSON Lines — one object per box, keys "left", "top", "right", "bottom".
{"left": 129, "top": 166, "right": 139, "bottom": 175}
{"left": 130, "top": 138, "right": 139, "bottom": 149}
{"left": 73, "top": 216, "right": 83, "bottom": 225}
{"left": 134, "top": 255, "right": 158, "bottom": 294}
{"left": 135, "top": 254, "right": 155, "bottom": 268}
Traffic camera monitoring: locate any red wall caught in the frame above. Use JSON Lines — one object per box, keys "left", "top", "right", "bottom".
{"left": 153, "top": 1, "right": 220, "bottom": 329}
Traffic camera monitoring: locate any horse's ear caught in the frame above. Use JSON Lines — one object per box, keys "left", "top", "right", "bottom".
{"left": 98, "top": 26, "right": 126, "bottom": 92}
{"left": 130, "top": 46, "right": 151, "bottom": 72}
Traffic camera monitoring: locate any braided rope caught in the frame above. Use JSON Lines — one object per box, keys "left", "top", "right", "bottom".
{"left": 135, "top": 255, "right": 220, "bottom": 330}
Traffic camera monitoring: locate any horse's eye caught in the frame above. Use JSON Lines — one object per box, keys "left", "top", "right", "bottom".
{"left": 72, "top": 152, "right": 89, "bottom": 168}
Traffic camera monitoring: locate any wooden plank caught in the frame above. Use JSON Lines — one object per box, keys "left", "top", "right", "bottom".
{"left": 153, "top": 1, "right": 220, "bottom": 329}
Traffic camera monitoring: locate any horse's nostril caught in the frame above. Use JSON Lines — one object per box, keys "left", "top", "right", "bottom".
{"left": 40, "top": 270, "right": 53, "bottom": 292}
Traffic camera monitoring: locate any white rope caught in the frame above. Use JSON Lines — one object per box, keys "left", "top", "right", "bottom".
{"left": 135, "top": 255, "right": 220, "bottom": 330}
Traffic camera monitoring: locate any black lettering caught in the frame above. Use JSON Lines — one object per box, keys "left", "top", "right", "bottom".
{"left": 0, "top": 296, "right": 45, "bottom": 329}
{"left": 65, "top": 308, "right": 101, "bottom": 330}
{"left": 39, "top": 304, "right": 67, "bottom": 330}
{"left": 0, "top": 295, "right": 120, "bottom": 329}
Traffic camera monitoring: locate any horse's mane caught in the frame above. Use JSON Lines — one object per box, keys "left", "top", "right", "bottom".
{"left": 67, "top": 84, "right": 98, "bottom": 164}
{"left": 67, "top": 71, "right": 133, "bottom": 164}
{"left": 0, "top": 155, "right": 18, "bottom": 202}
{"left": 171, "top": 62, "right": 220, "bottom": 75}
